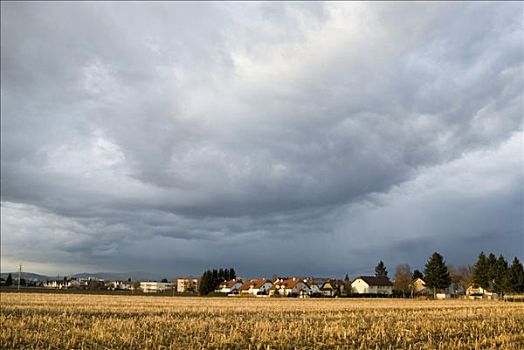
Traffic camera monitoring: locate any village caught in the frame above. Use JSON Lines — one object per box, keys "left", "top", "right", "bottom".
{"left": 2, "top": 252, "right": 521, "bottom": 301}
{"left": 15, "top": 273, "right": 498, "bottom": 300}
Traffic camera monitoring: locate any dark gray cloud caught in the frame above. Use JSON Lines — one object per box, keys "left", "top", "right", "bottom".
{"left": 1, "top": 2, "right": 522, "bottom": 277}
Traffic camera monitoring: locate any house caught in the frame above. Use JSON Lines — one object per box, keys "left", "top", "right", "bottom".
{"left": 271, "top": 277, "right": 310, "bottom": 297}
{"left": 410, "top": 278, "right": 427, "bottom": 293}
{"left": 466, "top": 284, "right": 485, "bottom": 299}
{"left": 465, "top": 284, "right": 498, "bottom": 300}
{"left": 140, "top": 281, "right": 173, "bottom": 293}
{"left": 351, "top": 276, "right": 393, "bottom": 295}
{"left": 215, "top": 278, "right": 243, "bottom": 294}
{"left": 44, "top": 279, "right": 71, "bottom": 289}
{"left": 306, "top": 283, "right": 321, "bottom": 297}
{"left": 107, "top": 280, "right": 131, "bottom": 291}
{"left": 320, "top": 279, "right": 346, "bottom": 297}
{"left": 176, "top": 277, "right": 199, "bottom": 293}
{"left": 239, "top": 279, "right": 273, "bottom": 296}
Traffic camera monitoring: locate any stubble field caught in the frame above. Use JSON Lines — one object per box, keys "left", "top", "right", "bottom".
{"left": 1, "top": 292, "right": 523, "bottom": 349}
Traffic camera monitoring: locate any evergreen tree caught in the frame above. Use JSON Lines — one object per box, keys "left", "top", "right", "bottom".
{"left": 473, "top": 252, "right": 489, "bottom": 288}
{"left": 344, "top": 274, "right": 349, "bottom": 282}
{"left": 493, "top": 255, "right": 510, "bottom": 294}
{"left": 486, "top": 253, "right": 498, "bottom": 288}
{"left": 198, "top": 270, "right": 212, "bottom": 296}
{"left": 229, "top": 268, "right": 236, "bottom": 280}
{"left": 424, "top": 252, "right": 451, "bottom": 297}
{"left": 375, "top": 261, "right": 388, "bottom": 277}
{"left": 224, "top": 268, "right": 230, "bottom": 281}
{"left": 6, "top": 273, "right": 13, "bottom": 286}
{"left": 509, "top": 257, "right": 524, "bottom": 293}
{"left": 412, "top": 270, "right": 424, "bottom": 280}
{"left": 218, "top": 268, "right": 224, "bottom": 280}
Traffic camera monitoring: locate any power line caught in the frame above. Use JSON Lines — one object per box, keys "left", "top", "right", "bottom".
{"left": 18, "top": 264, "right": 22, "bottom": 291}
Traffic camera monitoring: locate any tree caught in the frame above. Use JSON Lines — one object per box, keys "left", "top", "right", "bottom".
{"left": 486, "top": 253, "right": 498, "bottom": 288}
{"left": 229, "top": 268, "right": 236, "bottom": 280}
{"left": 473, "top": 252, "right": 489, "bottom": 289}
{"left": 493, "top": 255, "right": 510, "bottom": 294}
{"left": 6, "top": 273, "right": 13, "bottom": 286}
{"left": 424, "top": 252, "right": 451, "bottom": 297}
{"left": 344, "top": 274, "right": 350, "bottom": 282}
{"left": 393, "top": 264, "right": 412, "bottom": 297}
{"left": 457, "top": 265, "right": 473, "bottom": 286}
{"left": 375, "top": 261, "right": 388, "bottom": 277}
{"left": 412, "top": 270, "right": 423, "bottom": 281}
{"left": 161, "top": 278, "right": 168, "bottom": 283}
{"left": 198, "top": 270, "right": 212, "bottom": 296}
{"left": 447, "top": 264, "right": 461, "bottom": 284}
{"left": 509, "top": 257, "right": 524, "bottom": 293}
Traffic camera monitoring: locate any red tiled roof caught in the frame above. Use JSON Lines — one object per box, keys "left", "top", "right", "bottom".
{"left": 239, "top": 279, "right": 270, "bottom": 291}
{"left": 219, "top": 279, "right": 242, "bottom": 289}
{"left": 272, "top": 278, "right": 302, "bottom": 289}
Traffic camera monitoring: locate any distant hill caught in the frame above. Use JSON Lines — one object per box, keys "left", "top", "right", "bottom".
{"left": 0, "top": 272, "right": 50, "bottom": 281}
{"left": 72, "top": 271, "right": 163, "bottom": 281}
{"left": 1, "top": 271, "right": 163, "bottom": 282}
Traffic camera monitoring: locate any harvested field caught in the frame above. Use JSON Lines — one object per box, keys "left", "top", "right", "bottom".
{"left": 1, "top": 293, "right": 523, "bottom": 349}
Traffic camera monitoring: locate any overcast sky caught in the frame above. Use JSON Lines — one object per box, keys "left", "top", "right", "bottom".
{"left": 1, "top": 2, "right": 522, "bottom": 278}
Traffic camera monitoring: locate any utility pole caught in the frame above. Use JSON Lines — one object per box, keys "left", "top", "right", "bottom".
{"left": 18, "top": 264, "right": 22, "bottom": 291}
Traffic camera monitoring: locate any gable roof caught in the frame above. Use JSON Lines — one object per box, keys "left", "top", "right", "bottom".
{"left": 272, "top": 277, "right": 304, "bottom": 290}
{"left": 321, "top": 279, "right": 345, "bottom": 289}
{"left": 219, "top": 279, "right": 242, "bottom": 289}
{"left": 353, "top": 276, "right": 393, "bottom": 286}
{"left": 239, "top": 279, "right": 271, "bottom": 291}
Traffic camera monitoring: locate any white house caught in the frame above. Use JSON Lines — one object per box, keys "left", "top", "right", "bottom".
{"left": 215, "top": 278, "right": 243, "bottom": 294}
{"left": 307, "top": 283, "right": 321, "bottom": 296}
{"left": 465, "top": 284, "right": 498, "bottom": 300}
{"left": 351, "top": 276, "right": 393, "bottom": 295}
{"left": 107, "top": 280, "right": 131, "bottom": 291}
{"left": 140, "top": 282, "right": 173, "bottom": 293}
{"left": 271, "top": 277, "right": 310, "bottom": 297}
{"left": 44, "top": 279, "right": 72, "bottom": 289}
{"left": 239, "top": 279, "right": 273, "bottom": 296}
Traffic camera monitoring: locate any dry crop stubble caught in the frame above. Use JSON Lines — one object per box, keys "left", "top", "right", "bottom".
{"left": 1, "top": 293, "right": 523, "bottom": 349}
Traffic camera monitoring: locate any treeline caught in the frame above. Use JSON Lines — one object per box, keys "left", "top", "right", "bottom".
{"left": 472, "top": 252, "right": 524, "bottom": 294}
{"left": 390, "top": 251, "right": 524, "bottom": 296}
{"left": 390, "top": 252, "right": 452, "bottom": 296}
{"left": 198, "top": 268, "right": 236, "bottom": 296}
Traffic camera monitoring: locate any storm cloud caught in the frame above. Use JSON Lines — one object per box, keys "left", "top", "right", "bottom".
{"left": 1, "top": 2, "right": 522, "bottom": 277}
